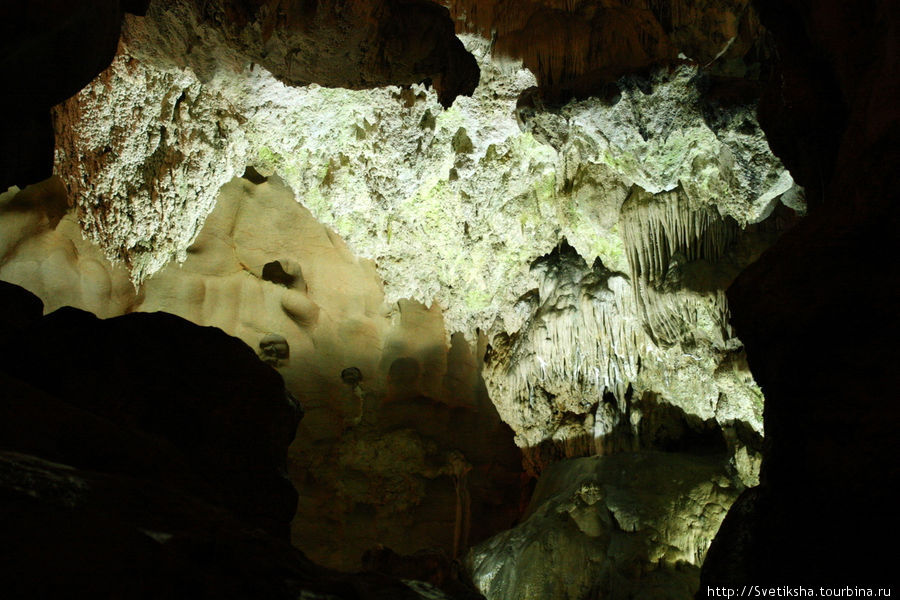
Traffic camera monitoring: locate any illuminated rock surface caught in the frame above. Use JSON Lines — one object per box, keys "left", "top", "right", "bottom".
{"left": 3, "top": 0, "right": 897, "bottom": 595}
{"left": 0, "top": 5, "right": 805, "bottom": 586}
{"left": 48, "top": 20, "right": 801, "bottom": 491}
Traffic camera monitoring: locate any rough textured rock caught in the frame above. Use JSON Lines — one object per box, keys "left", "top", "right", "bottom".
{"left": 54, "top": 39, "right": 793, "bottom": 319}
{"left": 0, "top": 452, "right": 468, "bottom": 600}
{"left": 467, "top": 452, "right": 738, "bottom": 599}
{"left": 0, "top": 0, "right": 477, "bottom": 192}
{"left": 0, "top": 279, "right": 43, "bottom": 334}
{"left": 7, "top": 0, "right": 895, "bottom": 592}
{"left": 699, "top": 0, "right": 900, "bottom": 587}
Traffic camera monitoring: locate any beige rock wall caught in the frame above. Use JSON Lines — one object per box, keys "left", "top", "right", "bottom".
{"left": 0, "top": 174, "right": 524, "bottom": 570}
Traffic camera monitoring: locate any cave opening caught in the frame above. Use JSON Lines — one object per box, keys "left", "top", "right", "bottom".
{"left": 1, "top": 1, "right": 897, "bottom": 598}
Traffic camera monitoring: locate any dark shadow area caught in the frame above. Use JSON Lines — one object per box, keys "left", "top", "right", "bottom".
{"left": 699, "top": 0, "right": 900, "bottom": 589}
{"left": 242, "top": 165, "right": 268, "bottom": 184}
{"left": 0, "top": 280, "right": 465, "bottom": 598}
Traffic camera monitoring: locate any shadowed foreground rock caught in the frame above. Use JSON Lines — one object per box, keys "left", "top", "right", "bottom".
{"left": 0, "top": 282, "right": 481, "bottom": 599}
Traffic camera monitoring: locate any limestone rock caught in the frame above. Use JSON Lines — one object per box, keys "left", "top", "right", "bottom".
{"left": 0, "top": 279, "right": 491, "bottom": 599}
{"left": 46, "top": 50, "right": 793, "bottom": 485}
{"left": 20, "top": 20, "right": 802, "bottom": 555}
{"left": 0, "top": 280, "right": 43, "bottom": 334}
{"left": 53, "top": 32, "right": 794, "bottom": 330}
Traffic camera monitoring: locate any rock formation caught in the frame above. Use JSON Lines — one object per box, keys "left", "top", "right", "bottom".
{"left": 2, "top": 0, "right": 804, "bottom": 590}
{"left": 46, "top": 21, "right": 800, "bottom": 491}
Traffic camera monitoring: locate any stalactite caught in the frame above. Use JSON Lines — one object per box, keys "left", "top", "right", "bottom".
{"left": 621, "top": 185, "right": 739, "bottom": 348}
{"left": 449, "top": 451, "right": 473, "bottom": 560}
{"left": 483, "top": 243, "right": 650, "bottom": 452}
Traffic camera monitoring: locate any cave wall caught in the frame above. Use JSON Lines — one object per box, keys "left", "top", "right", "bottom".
{"left": 1, "top": 1, "right": 808, "bottom": 585}
{"left": 700, "top": 0, "right": 900, "bottom": 586}
{"left": 5, "top": 0, "right": 891, "bottom": 594}
{"left": 0, "top": 173, "right": 525, "bottom": 571}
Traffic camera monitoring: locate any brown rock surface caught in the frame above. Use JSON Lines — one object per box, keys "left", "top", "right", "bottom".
{"left": 440, "top": 0, "right": 769, "bottom": 100}
{"left": 123, "top": 0, "right": 478, "bottom": 107}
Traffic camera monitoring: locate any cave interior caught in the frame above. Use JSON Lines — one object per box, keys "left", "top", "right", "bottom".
{"left": 0, "top": 1, "right": 898, "bottom": 598}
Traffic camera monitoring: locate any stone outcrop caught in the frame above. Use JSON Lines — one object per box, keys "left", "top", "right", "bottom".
{"left": 467, "top": 452, "right": 738, "bottom": 599}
